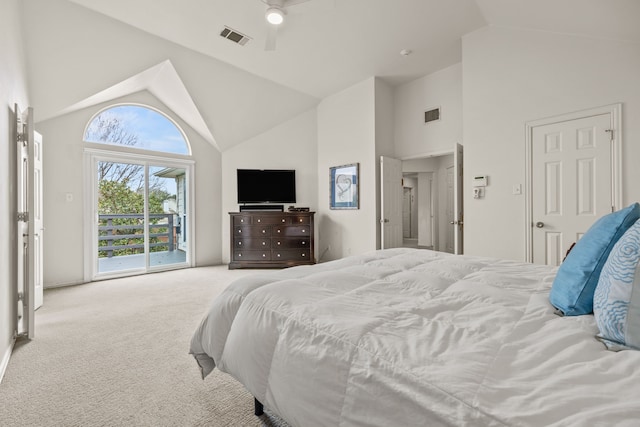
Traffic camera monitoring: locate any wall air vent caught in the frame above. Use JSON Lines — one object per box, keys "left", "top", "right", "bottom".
{"left": 424, "top": 107, "right": 441, "bottom": 123}
{"left": 220, "top": 26, "right": 251, "bottom": 46}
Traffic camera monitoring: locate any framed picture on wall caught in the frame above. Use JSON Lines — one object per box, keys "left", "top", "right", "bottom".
{"left": 330, "top": 163, "right": 359, "bottom": 209}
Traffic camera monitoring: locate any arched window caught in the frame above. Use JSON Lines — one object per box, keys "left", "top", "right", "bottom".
{"left": 84, "top": 104, "right": 190, "bottom": 155}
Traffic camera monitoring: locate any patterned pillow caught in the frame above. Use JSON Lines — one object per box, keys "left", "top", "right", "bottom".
{"left": 593, "top": 219, "right": 640, "bottom": 350}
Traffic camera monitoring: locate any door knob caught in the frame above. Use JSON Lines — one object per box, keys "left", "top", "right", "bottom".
{"left": 536, "top": 221, "right": 544, "bottom": 228}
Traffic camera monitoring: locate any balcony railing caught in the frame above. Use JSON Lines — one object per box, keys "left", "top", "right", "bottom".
{"left": 99, "top": 213, "right": 175, "bottom": 258}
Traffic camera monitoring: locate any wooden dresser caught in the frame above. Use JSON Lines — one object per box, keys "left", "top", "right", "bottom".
{"left": 229, "top": 211, "right": 315, "bottom": 269}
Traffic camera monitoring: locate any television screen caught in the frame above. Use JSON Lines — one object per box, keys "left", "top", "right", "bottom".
{"left": 237, "top": 169, "right": 296, "bottom": 204}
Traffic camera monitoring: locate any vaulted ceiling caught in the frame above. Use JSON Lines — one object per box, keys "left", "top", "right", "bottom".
{"left": 23, "top": 0, "right": 640, "bottom": 151}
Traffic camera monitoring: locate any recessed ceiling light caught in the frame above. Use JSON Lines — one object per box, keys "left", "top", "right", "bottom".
{"left": 400, "top": 49, "right": 412, "bottom": 56}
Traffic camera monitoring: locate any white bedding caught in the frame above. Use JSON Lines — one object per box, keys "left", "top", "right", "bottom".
{"left": 190, "top": 248, "right": 640, "bottom": 426}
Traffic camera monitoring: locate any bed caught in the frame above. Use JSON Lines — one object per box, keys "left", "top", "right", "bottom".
{"left": 190, "top": 248, "right": 640, "bottom": 426}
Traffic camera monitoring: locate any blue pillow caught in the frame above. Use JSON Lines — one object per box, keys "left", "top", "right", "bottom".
{"left": 593, "top": 219, "right": 640, "bottom": 350}
{"left": 549, "top": 203, "right": 640, "bottom": 316}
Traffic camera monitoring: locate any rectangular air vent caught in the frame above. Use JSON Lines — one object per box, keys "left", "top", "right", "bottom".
{"left": 220, "top": 26, "right": 251, "bottom": 46}
{"left": 424, "top": 107, "right": 441, "bottom": 123}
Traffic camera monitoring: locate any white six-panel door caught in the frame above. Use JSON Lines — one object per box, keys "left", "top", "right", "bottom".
{"left": 453, "top": 143, "right": 464, "bottom": 255}
{"left": 31, "top": 130, "right": 44, "bottom": 310}
{"left": 531, "top": 113, "right": 613, "bottom": 265}
{"left": 16, "top": 106, "right": 43, "bottom": 340}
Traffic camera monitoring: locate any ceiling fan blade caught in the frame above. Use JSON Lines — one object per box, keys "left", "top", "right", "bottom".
{"left": 265, "top": 25, "right": 277, "bottom": 51}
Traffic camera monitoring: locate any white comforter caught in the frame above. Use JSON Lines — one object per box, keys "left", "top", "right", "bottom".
{"left": 190, "top": 248, "right": 640, "bottom": 426}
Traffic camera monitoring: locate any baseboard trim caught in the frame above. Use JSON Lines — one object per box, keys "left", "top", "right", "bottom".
{"left": 0, "top": 338, "right": 16, "bottom": 384}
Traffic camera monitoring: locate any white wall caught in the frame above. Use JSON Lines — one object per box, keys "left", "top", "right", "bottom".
{"left": 317, "top": 78, "right": 377, "bottom": 261}
{"left": 221, "top": 109, "right": 318, "bottom": 263}
{"left": 36, "top": 91, "right": 222, "bottom": 287}
{"left": 0, "top": 0, "right": 29, "bottom": 380}
{"left": 394, "top": 63, "right": 462, "bottom": 159}
{"left": 462, "top": 26, "right": 640, "bottom": 260}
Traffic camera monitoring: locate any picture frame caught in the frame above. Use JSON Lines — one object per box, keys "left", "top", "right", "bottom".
{"left": 330, "top": 163, "right": 359, "bottom": 209}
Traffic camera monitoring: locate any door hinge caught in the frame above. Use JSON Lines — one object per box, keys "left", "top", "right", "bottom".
{"left": 17, "top": 211, "right": 28, "bottom": 222}
{"left": 17, "top": 125, "right": 28, "bottom": 146}
{"left": 605, "top": 129, "right": 614, "bottom": 141}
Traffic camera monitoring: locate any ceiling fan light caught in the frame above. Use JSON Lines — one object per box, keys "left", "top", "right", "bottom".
{"left": 266, "top": 7, "right": 284, "bottom": 25}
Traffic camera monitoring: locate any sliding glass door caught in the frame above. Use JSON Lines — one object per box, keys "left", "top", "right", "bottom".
{"left": 148, "top": 165, "right": 187, "bottom": 268}
{"left": 88, "top": 151, "right": 193, "bottom": 279}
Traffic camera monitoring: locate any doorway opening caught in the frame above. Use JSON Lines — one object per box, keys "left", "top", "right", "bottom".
{"left": 86, "top": 153, "right": 194, "bottom": 280}
{"left": 83, "top": 104, "right": 194, "bottom": 280}
{"left": 401, "top": 153, "right": 455, "bottom": 253}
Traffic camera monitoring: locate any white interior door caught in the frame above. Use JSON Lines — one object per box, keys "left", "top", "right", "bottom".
{"left": 531, "top": 113, "right": 613, "bottom": 265}
{"left": 380, "top": 156, "right": 403, "bottom": 249}
{"left": 453, "top": 143, "right": 464, "bottom": 254}
{"left": 16, "top": 106, "right": 42, "bottom": 339}
{"left": 445, "top": 166, "right": 455, "bottom": 253}
{"left": 31, "top": 130, "right": 44, "bottom": 310}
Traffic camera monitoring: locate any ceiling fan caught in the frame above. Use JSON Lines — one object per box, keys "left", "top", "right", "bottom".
{"left": 260, "top": 0, "right": 313, "bottom": 51}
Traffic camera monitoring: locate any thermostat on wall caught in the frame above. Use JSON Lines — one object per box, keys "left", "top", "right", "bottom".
{"left": 473, "top": 176, "right": 488, "bottom": 187}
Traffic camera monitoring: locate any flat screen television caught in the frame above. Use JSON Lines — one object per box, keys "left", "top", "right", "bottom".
{"left": 237, "top": 169, "right": 296, "bottom": 204}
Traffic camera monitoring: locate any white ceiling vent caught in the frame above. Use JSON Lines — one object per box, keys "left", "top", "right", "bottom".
{"left": 424, "top": 107, "right": 440, "bottom": 123}
{"left": 220, "top": 26, "right": 251, "bottom": 46}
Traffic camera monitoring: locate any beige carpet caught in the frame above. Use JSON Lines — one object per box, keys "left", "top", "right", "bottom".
{"left": 0, "top": 266, "right": 288, "bottom": 427}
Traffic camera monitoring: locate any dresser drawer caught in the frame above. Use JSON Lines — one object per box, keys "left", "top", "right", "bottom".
{"left": 253, "top": 215, "right": 289, "bottom": 225}
{"left": 235, "top": 238, "right": 271, "bottom": 249}
{"left": 272, "top": 238, "right": 310, "bottom": 249}
{"left": 234, "top": 226, "right": 271, "bottom": 237}
{"left": 234, "top": 250, "right": 271, "bottom": 261}
{"left": 273, "top": 249, "right": 311, "bottom": 261}
{"left": 273, "top": 225, "right": 311, "bottom": 237}
{"left": 290, "top": 215, "right": 310, "bottom": 225}
{"left": 233, "top": 215, "right": 253, "bottom": 226}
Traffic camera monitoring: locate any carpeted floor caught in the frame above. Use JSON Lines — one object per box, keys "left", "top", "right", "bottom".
{"left": 0, "top": 266, "right": 288, "bottom": 426}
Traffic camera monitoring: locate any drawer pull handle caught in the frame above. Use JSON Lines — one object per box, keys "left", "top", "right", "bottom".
{"left": 238, "top": 242, "right": 242, "bottom": 246}
{"left": 302, "top": 229, "right": 306, "bottom": 233}
{"left": 238, "top": 253, "right": 242, "bottom": 257}
{"left": 277, "top": 242, "right": 281, "bottom": 245}
{"left": 302, "top": 241, "right": 306, "bottom": 245}
{"left": 258, "top": 219, "right": 261, "bottom": 223}
{"left": 262, "top": 254, "right": 266, "bottom": 257}
{"left": 240, "top": 219, "right": 244, "bottom": 223}
{"left": 238, "top": 230, "right": 242, "bottom": 234}
{"left": 262, "top": 242, "right": 266, "bottom": 246}
{"left": 262, "top": 230, "right": 266, "bottom": 234}
{"left": 299, "top": 219, "right": 303, "bottom": 222}
{"left": 277, "top": 230, "right": 281, "bottom": 233}
{"left": 277, "top": 254, "right": 281, "bottom": 257}
{"left": 302, "top": 253, "right": 306, "bottom": 257}
{"left": 282, "top": 219, "right": 285, "bottom": 223}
